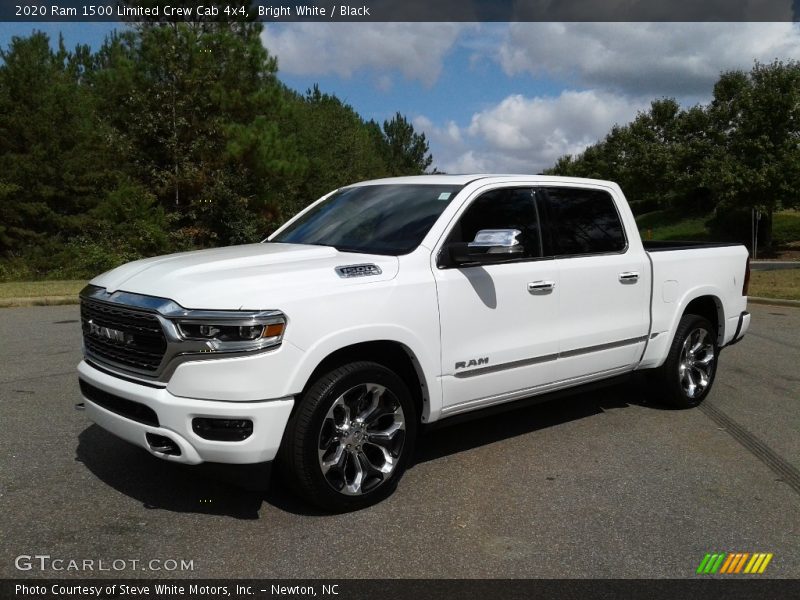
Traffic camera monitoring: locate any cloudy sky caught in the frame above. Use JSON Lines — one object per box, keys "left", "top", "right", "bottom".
{"left": 3, "top": 21, "right": 800, "bottom": 173}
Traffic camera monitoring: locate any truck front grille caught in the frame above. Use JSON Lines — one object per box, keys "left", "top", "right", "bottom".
{"left": 80, "top": 299, "right": 167, "bottom": 373}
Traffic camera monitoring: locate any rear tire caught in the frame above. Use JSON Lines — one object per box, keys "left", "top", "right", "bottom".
{"left": 652, "top": 314, "right": 718, "bottom": 408}
{"left": 279, "top": 361, "right": 417, "bottom": 512}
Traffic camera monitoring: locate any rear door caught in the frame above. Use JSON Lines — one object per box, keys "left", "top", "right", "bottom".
{"left": 540, "top": 186, "right": 650, "bottom": 381}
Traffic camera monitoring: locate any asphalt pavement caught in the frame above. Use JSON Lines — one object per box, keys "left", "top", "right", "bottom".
{"left": 0, "top": 303, "right": 798, "bottom": 578}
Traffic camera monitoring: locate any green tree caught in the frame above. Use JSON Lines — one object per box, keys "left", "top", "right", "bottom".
{"left": 279, "top": 85, "right": 391, "bottom": 217}
{"left": 90, "top": 15, "right": 300, "bottom": 244}
{"left": 706, "top": 61, "right": 800, "bottom": 250}
{"left": 0, "top": 32, "right": 107, "bottom": 257}
{"left": 382, "top": 112, "right": 433, "bottom": 175}
{"left": 547, "top": 99, "right": 710, "bottom": 214}
{"left": 0, "top": 21, "right": 437, "bottom": 277}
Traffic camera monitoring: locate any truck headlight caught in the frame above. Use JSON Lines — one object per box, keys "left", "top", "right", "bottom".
{"left": 174, "top": 313, "right": 286, "bottom": 353}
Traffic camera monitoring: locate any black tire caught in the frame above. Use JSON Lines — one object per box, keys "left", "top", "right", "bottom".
{"left": 279, "top": 361, "right": 417, "bottom": 512}
{"left": 652, "top": 313, "right": 718, "bottom": 408}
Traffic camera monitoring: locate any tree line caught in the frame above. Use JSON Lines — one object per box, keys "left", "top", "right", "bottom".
{"left": 0, "top": 19, "right": 433, "bottom": 280}
{"left": 545, "top": 60, "right": 800, "bottom": 252}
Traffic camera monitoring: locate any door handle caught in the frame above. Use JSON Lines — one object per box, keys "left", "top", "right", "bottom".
{"left": 619, "top": 271, "right": 640, "bottom": 283}
{"left": 528, "top": 280, "right": 555, "bottom": 294}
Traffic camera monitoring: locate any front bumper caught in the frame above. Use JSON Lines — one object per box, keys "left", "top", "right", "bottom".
{"left": 78, "top": 360, "right": 293, "bottom": 465}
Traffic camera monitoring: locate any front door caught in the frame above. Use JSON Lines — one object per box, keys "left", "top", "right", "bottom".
{"left": 434, "top": 187, "right": 561, "bottom": 415}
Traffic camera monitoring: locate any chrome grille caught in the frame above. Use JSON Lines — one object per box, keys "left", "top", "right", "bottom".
{"left": 80, "top": 299, "right": 167, "bottom": 372}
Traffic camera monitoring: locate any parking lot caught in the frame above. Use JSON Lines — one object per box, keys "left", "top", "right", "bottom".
{"left": 1, "top": 303, "right": 798, "bottom": 578}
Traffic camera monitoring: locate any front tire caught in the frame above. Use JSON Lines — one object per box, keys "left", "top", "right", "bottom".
{"left": 279, "top": 361, "right": 417, "bottom": 512}
{"left": 653, "top": 314, "right": 718, "bottom": 408}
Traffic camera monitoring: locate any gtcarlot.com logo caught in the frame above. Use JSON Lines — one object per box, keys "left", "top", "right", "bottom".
{"left": 696, "top": 552, "right": 773, "bottom": 575}
{"left": 15, "top": 555, "right": 195, "bottom": 572}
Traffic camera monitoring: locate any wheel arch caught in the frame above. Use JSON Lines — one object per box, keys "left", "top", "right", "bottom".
{"left": 658, "top": 292, "right": 724, "bottom": 367}
{"left": 291, "top": 339, "right": 433, "bottom": 424}
{"left": 682, "top": 294, "right": 724, "bottom": 345}
{"left": 639, "top": 288, "right": 726, "bottom": 370}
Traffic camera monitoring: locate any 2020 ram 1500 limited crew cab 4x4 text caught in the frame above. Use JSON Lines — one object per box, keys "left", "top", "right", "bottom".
{"left": 78, "top": 175, "right": 751, "bottom": 511}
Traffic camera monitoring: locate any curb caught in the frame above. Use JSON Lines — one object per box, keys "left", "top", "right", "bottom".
{"left": 747, "top": 296, "right": 800, "bottom": 308}
{"left": 0, "top": 295, "right": 79, "bottom": 308}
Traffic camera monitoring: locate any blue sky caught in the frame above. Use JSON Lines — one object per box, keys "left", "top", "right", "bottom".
{"left": 3, "top": 21, "right": 800, "bottom": 173}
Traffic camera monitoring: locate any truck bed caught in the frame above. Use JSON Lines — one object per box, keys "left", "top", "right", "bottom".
{"left": 637, "top": 241, "right": 749, "bottom": 369}
{"left": 643, "top": 240, "right": 743, "bottom": 252}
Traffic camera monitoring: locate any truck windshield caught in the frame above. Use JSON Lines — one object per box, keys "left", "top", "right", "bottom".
{"left": 270, "top": 184, "right": 462, "bottom": 255}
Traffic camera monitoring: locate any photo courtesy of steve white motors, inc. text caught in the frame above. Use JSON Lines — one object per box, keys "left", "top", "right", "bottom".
{"left": 14, "top": 583, "right": 340, "bottom": 597}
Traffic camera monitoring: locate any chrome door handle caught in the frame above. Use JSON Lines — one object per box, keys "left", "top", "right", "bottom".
{"left": 528, "top": 280, "right": 555, "bottom": 294}
{"left": 619, "top": 271, "right": 640, "bottom": 283}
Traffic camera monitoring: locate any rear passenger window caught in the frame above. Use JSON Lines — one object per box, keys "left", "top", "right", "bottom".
{"left": 543, "top": 187, "right": 626, "bottom": 255}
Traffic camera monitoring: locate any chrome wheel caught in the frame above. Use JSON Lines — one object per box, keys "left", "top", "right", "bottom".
{"left": 678, "top": 327, "right": 715, "bottom": 399}
{"left": 317, "top": 383, "right": 406, "bottom": 496}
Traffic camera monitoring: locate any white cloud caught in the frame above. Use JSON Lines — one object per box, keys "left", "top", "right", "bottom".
{"left": 443, "top": 150, "right": 492, "bottom": 174}
{"left": 261, "top": 23, "right": 467, "bottom": 87}
{"left": 497, "top": 23, "right": 800, "bottom": 98}
{"left": 418, "top": 90, "right": 647, "bottom": 174}
{"left": 261, "top": 22, "right": 800, "bottom": 173}
{"left": 414, "top": 115, "right": 463, "bottom": 145}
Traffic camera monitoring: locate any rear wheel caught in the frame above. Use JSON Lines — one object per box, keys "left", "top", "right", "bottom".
{"left": 279, "top": 361, "right": 416, "bottom": 512}
{"left": 653, "top": 314, "right": 718, "bottom": 408}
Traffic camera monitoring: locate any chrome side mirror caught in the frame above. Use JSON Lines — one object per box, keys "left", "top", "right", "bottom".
{"left": 447, "top": 229, "right": 524, "bottom": 266}
{"left": 468, "top": 229, "right": 524, "bottom": 254}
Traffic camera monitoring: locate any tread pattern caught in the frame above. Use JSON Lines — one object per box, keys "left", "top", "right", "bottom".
{"left": 700, "top": 402, "right": 800, "bottom": 495}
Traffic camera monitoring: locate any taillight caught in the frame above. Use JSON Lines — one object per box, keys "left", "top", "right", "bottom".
{"left": 742, "top": 255, "right": 751, "bottom": 296}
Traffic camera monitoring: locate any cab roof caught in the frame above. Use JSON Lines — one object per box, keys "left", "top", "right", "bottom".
{"left": 346, "top": 174, "right": 617, "bottom": 188}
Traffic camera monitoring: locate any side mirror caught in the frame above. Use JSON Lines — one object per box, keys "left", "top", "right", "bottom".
{"left": 448, "top": 229, "right": 524, "bottom": 266}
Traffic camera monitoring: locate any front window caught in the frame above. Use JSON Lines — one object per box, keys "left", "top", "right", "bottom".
{"left": 445, "top": 187, "right": 544, "bottom": 259}
{"left": 271, "top": 184, "right": 463, "bottom": 255}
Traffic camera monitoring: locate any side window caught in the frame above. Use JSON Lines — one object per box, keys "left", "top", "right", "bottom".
{"left": 446, "top": 188, "right": 543, "bottom": 259}
{"left": 542, "top": 187, "right": 626, "bottom": 256}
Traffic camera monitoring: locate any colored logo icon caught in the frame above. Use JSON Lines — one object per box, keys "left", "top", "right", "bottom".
{"left": 696, "top": 552, "right": 773, "bottom": 574}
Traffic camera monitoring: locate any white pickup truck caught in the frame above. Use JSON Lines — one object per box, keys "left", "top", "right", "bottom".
{"left": 78, "top": 175, "right": 751, "bottom": 511}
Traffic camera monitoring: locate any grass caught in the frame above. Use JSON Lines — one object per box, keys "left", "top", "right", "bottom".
{"left": 636, "top": 208, "right": 800, "bottom": 244}
{"left": 749, "top": 270, "right": 800, "bottom": 301}
{"left": 773, "top": 210, "right": 800, "bottom": 245}
{"left": 0, "top": 280, "right": 86, "bottom": 300}
{"left": 638, "top": 215, "right": 709, "bottom": 241}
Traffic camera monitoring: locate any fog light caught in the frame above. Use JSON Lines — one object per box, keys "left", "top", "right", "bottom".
{"left": 192, "top": 418, "right": 253, "bottom": 441}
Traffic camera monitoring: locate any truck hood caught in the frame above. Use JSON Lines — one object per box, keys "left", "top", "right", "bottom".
{"left": 90, "top": 243, "right": 399, "bottom": 310}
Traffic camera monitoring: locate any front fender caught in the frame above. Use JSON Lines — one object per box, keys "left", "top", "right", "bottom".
{"left": 283, "top": 324, "right": 443, "bottom": 423}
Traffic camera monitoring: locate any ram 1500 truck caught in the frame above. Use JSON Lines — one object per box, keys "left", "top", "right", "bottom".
{"left": 78, "top": 175, "right": 751, "bottom": 511}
